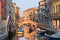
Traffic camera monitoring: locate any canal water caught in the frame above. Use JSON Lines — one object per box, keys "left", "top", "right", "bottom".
{"left": 12, "top": 35, "right": 27, "bottom": 40}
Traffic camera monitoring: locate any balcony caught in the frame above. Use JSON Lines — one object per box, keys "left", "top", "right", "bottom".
{"left": 52, "top": 13, "right": 60, "bottom": 19}
{"left": 44, "top": 13, "right": 51, "bottom": 19}
{"left": 52, "top": 0, "right": 60, "bottom": 3}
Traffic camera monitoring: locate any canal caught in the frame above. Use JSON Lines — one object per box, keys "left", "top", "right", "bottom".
{"left": 12, "top": 35, "right": 27, "bottom": 40}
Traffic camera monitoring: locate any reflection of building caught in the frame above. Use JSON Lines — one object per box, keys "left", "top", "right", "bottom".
{"left": 23, "top": 24, "right": 37, "bottom": 40}
{"left": 24, "top": 7, "right": 38, "bottom": 20}
{"left": 52, "top": 0, "right": 60, "bottom": 31}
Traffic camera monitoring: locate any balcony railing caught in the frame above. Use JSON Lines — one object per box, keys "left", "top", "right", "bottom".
{"left": 52, "top": 0, "right": 60, "bottom": 3}
{"left": 44, "top": 13, "right": 51, "bottom": 18}
{"left": 52, "top": 13, "right": 60, "bottom": 19}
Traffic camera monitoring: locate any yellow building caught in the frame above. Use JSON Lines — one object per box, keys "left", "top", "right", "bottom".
{"left": 52, "top": 0, "right": 60, "bottom": 31}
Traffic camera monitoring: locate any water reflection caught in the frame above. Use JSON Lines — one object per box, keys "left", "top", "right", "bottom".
{"left": 14, "top": 36, "right": 27, "bottom": 40}
{"left": 19, "top": 37, "right": 27, "bottom": 40}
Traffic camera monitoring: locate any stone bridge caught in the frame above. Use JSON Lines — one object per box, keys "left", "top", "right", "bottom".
{"left": 18, "top": 19, "right": 38, "bottom": 40}
{"left": 18, "top": 19, "right": 37, "bottom": 28}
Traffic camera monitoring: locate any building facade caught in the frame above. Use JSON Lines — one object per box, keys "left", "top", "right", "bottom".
{"left": 38, "top": 0, "right": 45, "bottom": 26}
{"left": 45, "top": 0, "right": 52, "bottom": 28}
{"left": 0, "top": 0, "right": 6, "bottom": 20}
{"left": 12, "top": 3, "right": 20, "bottom": 33}
{"left": 12, "top": 3, "right": 20, "bottom": 22}
{"left": 0, "top": 0, "right": 13, "bottom": 39}
{"left": 20, "top": 17, "right": 24, "bottom": 21}
{"left": 12, "top": 3, "right": 17, "bottom": 22}
{"left": 17, "top": 7, "right": 20, "bottom": 16}
{"left": 16, "top": 7, "right": 20, "bottom": 21}
{"left": 24, "top": 7, "right": 38, "bottom": 21}
{"left": 38, "top": 0, "right": 51, "bottom": 28}
{"left": 38, "top": 0, "right": 46, "bottom": 26}
{"left": 52, "top": 0, "right": 60, "bottom": 31}
{"left": 0, "top": 0, "right": 2, "bottom": 20}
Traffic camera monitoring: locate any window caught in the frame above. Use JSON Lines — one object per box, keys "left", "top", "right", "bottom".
{"left": 2, "top": 8, "right": 7, "bottom": 20}
{"left": 58, "top": 5, "right": 60, "bottom": 14}
{"left": 40, "top": 1, "right": 45, "bottom": 6}
{"left": 54, "top": 0, "right": 59, "bottom": 2}
{"left": 56, "top": 5, "right": 58, "bottom": 13}
{"left": 53, "top": 6, "right": 55, "bottom": 14}
{"left": 59, "top": 20, "right": 60, "bottom": 29}
{"left": 52, "top": 20, "right": 57, "bottom": 30}
{"left": 29, "top": 27, "right": 33, "bottom": 33}
{"left": 30, "top": 12, "right": 32, "bottom": 20}
{"left": 2, "top": 0, "right": 6, "bottom": 2}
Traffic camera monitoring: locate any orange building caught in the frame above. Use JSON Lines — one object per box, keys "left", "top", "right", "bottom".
{"left": 20, "top": 17, "right": 24, "bottom": 21}
{"left": 0, "top": 0, "right": 7, "bottom": 20}
{"left": 24, "top": 7, "right": 38, "bottom": 20}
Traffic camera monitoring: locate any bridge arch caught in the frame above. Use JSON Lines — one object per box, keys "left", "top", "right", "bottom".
{"left": 18, "top": 20, "right": 37, "bottom": 28}
{"left": 18, "top": 20, "right": 38, "bottom": 38}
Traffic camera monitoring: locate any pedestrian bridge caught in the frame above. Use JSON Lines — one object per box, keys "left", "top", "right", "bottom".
{"left": 18, "top": 19, "right": 38, "bottom": 28}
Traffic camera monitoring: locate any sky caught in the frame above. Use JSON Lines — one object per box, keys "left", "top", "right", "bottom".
{"left": 12, "top": 0, "right": 40, "bottom": 17}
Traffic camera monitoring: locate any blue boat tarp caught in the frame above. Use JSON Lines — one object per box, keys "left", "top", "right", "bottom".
{"left": 18, "top": 29, "right": 24, "bottom": 32}
{"left": 37, "top": 30, "right": 45, "bottom": 37}
{"left": 51, "top": 32, "right": 60, "bottom": 38}
{"left": 45, "top": 36, "right": 60, "bottom": 40}
{"left": 45, "top": 31, "right": 60, "bottom": 40}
